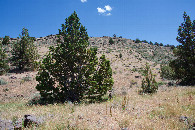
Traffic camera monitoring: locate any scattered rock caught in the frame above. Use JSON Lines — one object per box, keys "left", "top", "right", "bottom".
{"left": 24, "top": 115, "right": 43, "bottom": 128}
{"left": 135, "top": 76, "right": 141, "bottom": 78}
{"left": 179, "top": 116, "right": 189, "bottom": 125}
{"left": 9, "top": 76, "right": 17, "bottom": 79}
{"left": 0, "top": 118, "right": 14, "bottom": 130}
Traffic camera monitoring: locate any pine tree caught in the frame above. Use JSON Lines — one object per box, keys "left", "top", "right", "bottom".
{"left": 2, "top": 36, "right": 10, "bottom": 45}
{"left": 0, "top": 41, "right": 9, "bottom": 75}
{"left": 36, "top": 11, "right": 114, "bottom": 103}
{"left": 11, "top": 28, "right": 38, "bottom": 70}
{"left": 170, "top": 12, "right": 195, "bottom": 85}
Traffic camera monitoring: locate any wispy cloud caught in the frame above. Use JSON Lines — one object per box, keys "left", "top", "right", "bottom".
{"left": 97, "top": 5, "right": 112, "bottom": 16}
{"left": 81, "top": 0, "right": 87, "bottom": 3}
{"left": 106, "top": 13, "right": 111, "bottom": 16}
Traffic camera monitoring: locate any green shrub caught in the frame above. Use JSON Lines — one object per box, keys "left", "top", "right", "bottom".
{"left": 141, "top": 63, "right": 158, "bottom": 94}
{"left": 160, "top": 64, "right": 175, "bottom": 79}
{"left": 22, "top": 75, "right": 32, "bottom": 82}
{"left": 36, "top": 11, "right": 114, "bottom": 103}
{"left": 119, "top": 53, "right": 122, "bottom": 58}
{"left": 109, "top": 37, "right": 114, "bottom": 45}
{"left": 11, "top": 28, "right": 39, "bottom": 70}
{"left": 135, "top": 38, "right": 141, "bottom": 43}
{"left": 0, "top": 78, "right": 7, "bottom": 85}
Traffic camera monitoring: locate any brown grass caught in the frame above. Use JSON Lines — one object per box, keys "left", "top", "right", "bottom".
{"left": 0, "top": 86, "right": 194, "bottom": 129}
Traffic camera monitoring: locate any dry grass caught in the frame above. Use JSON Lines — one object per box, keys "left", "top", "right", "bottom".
{"left": 0, "top": 37, "right": 194, "bottom": 129}
{"left": 0, "top": 86, "right": 194, "bottom": 129}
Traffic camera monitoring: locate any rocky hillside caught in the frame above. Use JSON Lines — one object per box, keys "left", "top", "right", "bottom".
{"left": 1, "top": 35, "right": 175, "bottom": 64}
{"left": 0, "top": 35, "right": 194, "bottom": 130}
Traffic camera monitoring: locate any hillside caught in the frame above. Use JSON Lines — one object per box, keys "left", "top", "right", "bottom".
{"left": 0, "top": 36, "right": 194, "bottom": 129}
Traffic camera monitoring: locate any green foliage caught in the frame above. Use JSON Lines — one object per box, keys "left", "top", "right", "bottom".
{"left": 113, "top": 34, "right": 116, "bottom": 38}
{"left": 109, "top": 37, "right": 114, "bottom": 45}
{"left": 149, "top": 41, "right": 153, "bottom": 45}
{"left": 160, "top": 64, "right": 175, "bottom": 80}
{"left": 142, "top": 40, "right": 148, "bottom": 43}
{"left": 11, "top": 28, "right": 39, "bottom": 70}
{"left": 141, "top": 63, "right": 158, "bottom": 94}
{"left": 169, "top": 12, "right": 195, "bottom": 85}
{"left": 119, "top": 53, "right": 122, "bottom": 58}
{"left": 2, "top": 36, "right": 10, "bottom": 45}
{"left": 135, "top": 38, "right": 141, "bottom": 43}
{"left": 159, "top": 43, "right": 163, "bottom": 46}
{"left": 154, "top": 42, "right": 159, "bottom": 46}
{"left": 36, "top": 11, "right": 114, "bottom": 103}
{"left": 0, "top": 41, "right": 9, "bottom": 75}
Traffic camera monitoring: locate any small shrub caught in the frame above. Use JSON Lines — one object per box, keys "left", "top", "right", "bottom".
{"left": 22, "top": 75, "right": 32, "bottom": 81}
{"left": 132, "top": 68, "right": 137, "bottom": 72}
{"left": 141, "top": 63, "right": 158, "bottom": 94}
{"left": 119, "top": 53, "right": 122, "bottom": 58}
{"left": 109, "top": 37, "right": 114, "bottom": 45}
{"left": 113, "top": 34, "right": 116, "bottom": 38}
{"left": 158, "top": 81, "right": 165, "bottom": 86}
{"left": 0, "top": 78, "right": 7, "bottom": 85}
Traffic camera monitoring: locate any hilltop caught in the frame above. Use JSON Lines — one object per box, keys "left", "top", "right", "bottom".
{"left": 0, "top": 35, "right": 194, "bottom": 129}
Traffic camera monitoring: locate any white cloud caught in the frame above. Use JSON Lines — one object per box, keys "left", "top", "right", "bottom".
{"left": 81, "top": 0, "right": 87, "bottom": 3}
{"left": 105, "top": 5, "right": 112, "bottom": 11}
{"left": 97, "top": 7, "right": 106, "bottom": 13}
{"left": 97, "top": 5, "right": 112, "bottom": 16}
{"left": 106, "top": 13, "right": 111, "bottom": 16}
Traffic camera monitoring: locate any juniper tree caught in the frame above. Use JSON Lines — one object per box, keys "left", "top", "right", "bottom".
{"left": 11, "top": 28, "right": 38, "bottom": 70}
{"left": 2, "top": 36, "right": 10, "bottom": 45}
{"left": 109, "top": 37, "right": 114, "bottom": 45}
{"left": 141, "top": 63, "right": 158, "bottom": 94}
{"left": 0, "top": 41, "right": 9, "bottom": 75}
{"left": 170, "top": 12, "right": 195, "bottom": 85}
{"left": 36, "top": 11, "right": 114, "bottom": 103}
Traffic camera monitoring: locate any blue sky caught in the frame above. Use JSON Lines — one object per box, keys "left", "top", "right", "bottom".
{"left": 0, "top": 0, "right": 195, "bottom": 46}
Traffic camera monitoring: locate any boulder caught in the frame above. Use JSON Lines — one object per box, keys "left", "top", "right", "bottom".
{"left": 23, "top": 115, "right": 43, "bottom": 128}
{"left": 179, "top": 116, "right": 189, "bottom": 125}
